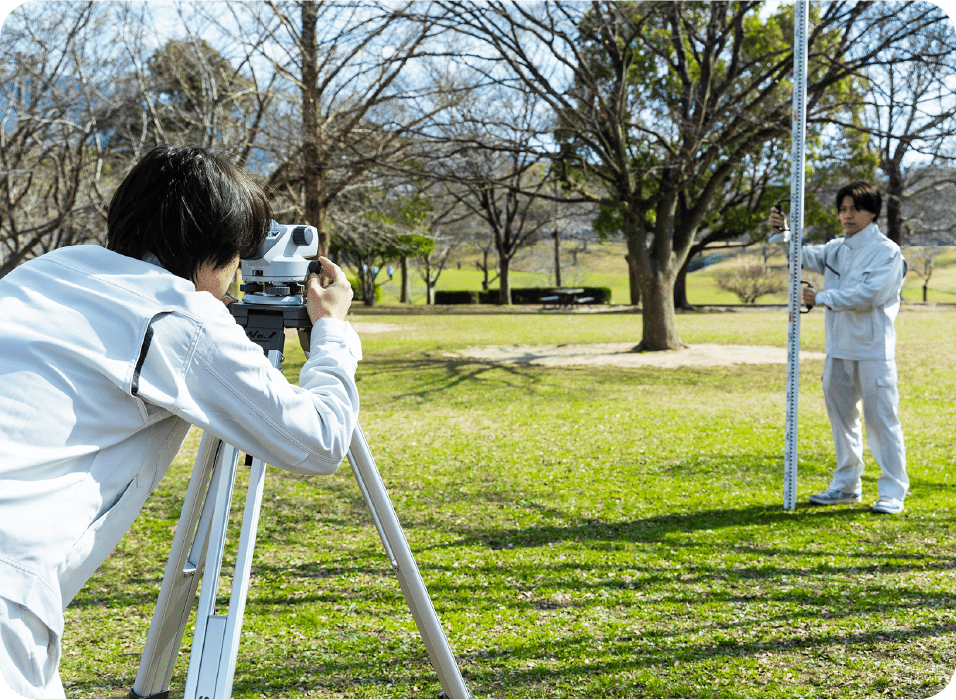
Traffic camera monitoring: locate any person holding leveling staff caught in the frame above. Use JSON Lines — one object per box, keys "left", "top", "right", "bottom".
{"left": 0, "top": 146, "right": 361, "bottom": 698}
{"left": 768, "top": 181, "right": 908, "bottom": 516}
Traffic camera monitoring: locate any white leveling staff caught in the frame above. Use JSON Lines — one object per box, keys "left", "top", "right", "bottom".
{"left": 783, "top": 0, "right": 810, "bottom": 510}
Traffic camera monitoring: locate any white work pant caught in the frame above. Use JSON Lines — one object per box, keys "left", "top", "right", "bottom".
{"left": 0, "top": 597, "right": 64, "bottom": 699}
{"left": 822, "top": 356, "right": 908, "bottom": 504}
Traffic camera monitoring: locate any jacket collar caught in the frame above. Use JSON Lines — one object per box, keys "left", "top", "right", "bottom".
{"left": 844, "top": 222, "right": 880, "bottom": 249}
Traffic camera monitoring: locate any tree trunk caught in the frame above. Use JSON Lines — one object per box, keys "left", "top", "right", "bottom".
{"left": 477, "top": 248, "right": 495, "bottom": 291}
{"left": 553, "top": 228, "right": 562, "bottom": 287}
{"left": 923, "top": 283, "right": 928, "bottom": 302}
{"left": 400, "top": 256, "right": 410, "bottom": 303}
{"left": 627, "top": 199, "right": 685, "bottom": 351}
{"left": 624, "top": 247, "right": 642, "bottom": 307}
{"left": 300, "top": 2, "right": 331, "bottom": 256}
{"left": 673, "top": 257, "right": 691, "bottom": 310}
{"left": 362, "top": 272, "right": 376, "bottom": 307}
{"left": 637, "top": 269, "right": 684, "bottom": 351}
{"left": 498, "top": 255, "right": 511, "bottom": 305}
{"left": 884, "top": 168, "right": 905, "bottom": 246}
{"left": 553, "top": 180, "right": 562, "bottom": 286}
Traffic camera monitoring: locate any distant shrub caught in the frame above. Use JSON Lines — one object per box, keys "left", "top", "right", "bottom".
{"left": 713, "top": 259, "right": 786, "bottom": 304}
{"left": 434, "top": 290, "right": 479, "bottom": 304}
{"left": 432, "top": 287, "right": 612, "bottom": 305}
{"left": 482, "top": 287, "right": 612, "bottom": 305}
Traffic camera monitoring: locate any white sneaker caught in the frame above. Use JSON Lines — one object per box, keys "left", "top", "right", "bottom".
{"left": 872, "top": 498, "right": 904, "bottom": 515}
{"left": 808, "top": 487, "right": 862, "bottom": 505}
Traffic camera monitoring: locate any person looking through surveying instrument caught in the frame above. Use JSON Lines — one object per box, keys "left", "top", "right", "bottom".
{"left": 0, "top": 146, "right": 361, "bottom": 698}
{"left": 768, "top": 181, "right": 908, "bottom": 515}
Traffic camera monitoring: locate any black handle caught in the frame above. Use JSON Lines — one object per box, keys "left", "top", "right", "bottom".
{"left": 772, "top": 199, "right": 790, "bottom": 232}
{"left": 801, "top": 280, "right": 815, "bottom": 314}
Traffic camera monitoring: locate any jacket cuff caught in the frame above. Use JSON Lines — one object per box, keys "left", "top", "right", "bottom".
{"left": 310, "top": 318, "right": 363, "bottom": 361}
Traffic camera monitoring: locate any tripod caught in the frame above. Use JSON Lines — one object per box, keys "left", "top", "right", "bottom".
{"left": 131, "top": 301, "right": 469, "bottom": 699}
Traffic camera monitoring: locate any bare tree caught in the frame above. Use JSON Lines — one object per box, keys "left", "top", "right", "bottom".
{"left": 424, "top": 81, "right": 555, "bottom": 304}
{"left": 903, "top": 165, "right": 956, "bottom": 243}
{"left": 0, "top": 2, "right": 119, "bottom": 277}
{"left": 449, "top": 153, "right": 552, "bottom": 305}
{"left": 414, "top": 194, "right": 471, "bottom": 304}
{"left": 901, "top": 165, "right": 956, "bottom": 303}
{"left": 199, "top": 1, "right": 453, "bottom": 256}
{"left": 831, "top": 2, "right": 956, "bottom": 244}
{"left": 330, "top": 169, "right": 444, "bottom": 306}
{"left": 473, "top": 238, "right": 499, "bottom": 292}
{"left": 102, "top": 2, "right": 282, "bottom": 171}
{"left": 904, "top": 236, "right": 944, "bottom": 302}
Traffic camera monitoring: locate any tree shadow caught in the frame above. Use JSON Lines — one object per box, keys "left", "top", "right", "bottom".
{"left": 357, "top": 355, "right": 546, "bottom": 400}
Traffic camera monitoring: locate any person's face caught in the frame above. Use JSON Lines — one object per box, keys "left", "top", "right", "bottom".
{"left": 194, "top": 255, "right": 241, "bottom": 302}
{"left": 838, "top": 196, "right": 876, "bottom": 237}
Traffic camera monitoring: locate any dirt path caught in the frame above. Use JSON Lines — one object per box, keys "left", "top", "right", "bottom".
{"left": 349, "top": 321, "right": 826, "bottom": 368}
{"left": 447, "top": 343, "right": 826, "bottom": 368}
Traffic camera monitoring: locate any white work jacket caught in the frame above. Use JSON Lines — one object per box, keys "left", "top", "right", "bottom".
{"left": 778, "top": 223, "right": 904, "bottom": 361}
{"left": 0, "top": 245, "right": 361, "bottom": 641}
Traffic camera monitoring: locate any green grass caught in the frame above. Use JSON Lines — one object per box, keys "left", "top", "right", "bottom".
{"left": 61, "top": 307, "right": 956, "bottom": 698}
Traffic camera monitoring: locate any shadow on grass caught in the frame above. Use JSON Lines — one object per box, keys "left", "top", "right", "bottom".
{"left": 357, "top": 355, "right": 548, "bottom": 400}
{"left": 438, "top": 502, "right": 956, "bottom": 549}
{"left": 447, "top": 623, "right": 956, "bottom": 698}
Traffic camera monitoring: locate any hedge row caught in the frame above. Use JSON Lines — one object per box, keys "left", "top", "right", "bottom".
{"left": 434, "top": 286, "right": 611, "bottom": 305}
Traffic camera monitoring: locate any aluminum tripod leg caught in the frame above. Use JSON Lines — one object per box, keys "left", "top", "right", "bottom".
{"left": 183, "top": 349, "right": 281, "bottom": 699}
{"left": 132, "top": 436, "right": 270, "bottom": 699}
{"left": 132, "top": 351, "right": 281, "bottom": 699}
{"left": 347, "top": 425, "right": 470, "bottom": 699}
{"left": 131, "top": 432, "right": 226, "bottom": 698}
{"left": 182, "top": 440, "right": 266, "bottom": 698}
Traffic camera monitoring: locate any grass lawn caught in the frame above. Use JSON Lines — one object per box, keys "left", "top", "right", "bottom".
{"left": 59, "top": 304, "right": 956, "bottom": 699}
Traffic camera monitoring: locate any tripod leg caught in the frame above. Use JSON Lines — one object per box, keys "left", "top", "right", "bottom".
{"left": 185, "top": 449, "right": 269, "bottom": 699}
{"left": 132, "top": 433, "right": 227, "bottom": 699}
{"left": 183, "top": 349, "right": 280, "bottom": 699}
{"left": 347, "top": 424, "right": 470, "bottom": 699}
{"left": 182, "top": 441, "right": 243, "bottom": 699}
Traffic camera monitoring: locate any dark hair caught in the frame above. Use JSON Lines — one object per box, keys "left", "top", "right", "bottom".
{"left": 835, "top": 181, "right": 882, "bottom": 218}
{"left": 107, "top": 146, "right": 271, "bottom": 282}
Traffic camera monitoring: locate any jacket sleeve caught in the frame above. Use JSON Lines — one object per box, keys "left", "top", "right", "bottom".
{"left": 137, "top": 304, "right": 361, "bottom": 475}
{"left": 816, "top": 246, "right": 903, "bottom": 312}
{"left": 769, "top": 230, "right": 827, "bottom": 275}
{"left": 801, "top": 244, "right": 827, "bottom": 275}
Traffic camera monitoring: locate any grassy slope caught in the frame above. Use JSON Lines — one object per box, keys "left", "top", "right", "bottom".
{"left": 60, "top": 306, "right": 956, "bottom": 699}
{"left": 374, "top": 241, "right": 956, "bottom": 308}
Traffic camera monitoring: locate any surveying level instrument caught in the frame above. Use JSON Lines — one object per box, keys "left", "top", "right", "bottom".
{"left": 131, "top": 222, "right": 470, "bottom": 699}
{"left": 783, "top": 0, "right": 811, "bottom": 511}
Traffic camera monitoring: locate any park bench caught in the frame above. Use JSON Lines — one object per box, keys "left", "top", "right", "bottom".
{"left": 541, "top": 288, "right": 586, "bottom": 309}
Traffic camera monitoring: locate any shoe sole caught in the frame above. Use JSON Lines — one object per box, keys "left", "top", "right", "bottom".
{"left": 809, "top": 496, "right": 861, "bottom": 505}
{"left": 872, "top": 506, "right": 903, "bottom": 514}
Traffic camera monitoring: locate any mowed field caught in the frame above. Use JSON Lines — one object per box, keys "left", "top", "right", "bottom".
{"left": 373, "top": 240, "right": 956, "bottom": 308}
{"left": 59, "top": 260, "right": 956, "bottom": 699}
